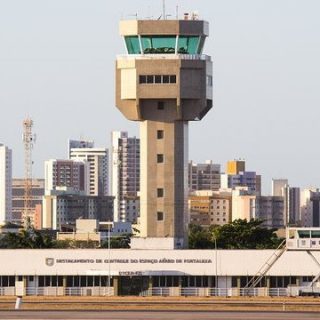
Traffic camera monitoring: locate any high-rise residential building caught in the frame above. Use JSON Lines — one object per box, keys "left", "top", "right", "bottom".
{"left": 221, "top": 171, "right": 261, "bottom": 195}
{"left": 70, "top": 148, "right": 109, "bottom": 196}
{"left": 232, "top": 188, "right": 284, "bottom": 228}
{"left": 271, "top": 179, "right": 300, "bottom": 226}
{"left": 45, "top": 159, "right": 88, "bottom": 195}
{"left": 42, "top": 191, "right": 114, "bottom": 230}
{"left": 121, "top": 195, "right": 140, "bottom": 224}
{"left": 116, "top": 19, "right": 212, "bottom": 248}
{"left": 226, "top": 160, "right": 245, "bottom": 175}
{"left": 189, "top": 190, "right": 232, "bottom": 227}
{"left": 111, "top": 131, "right": 140, "bottom": 222}
{"left": 0, "top": 144, "right": 12, "bottom": 225}
{"left": 272, "top": 179, "right": 288, "bottom": 197}
{"left": 282, "top": 185, "right": 300, "bottom": 226}
{"left": 255, "top": 196, "right": 284, "bottom": 229}
{"left": 287, "top": 186, "right": 300, "bottom": 226}
{"left": 68, "top": 139, "right": 94, "bottom": 158}
{"left": 188, "top": 160, "right": 220, "bottom": 193}
{"left": 221, "top": 160, "right": 261, "bottom": 195}
{"left": 12, "top": 178, "right": 44, "bottom": 225}
{"left": 231, "top": 188, "right": 256, "bottom": 221}
{"left": 300, "top": 188, "right": 320, "bottom": 227}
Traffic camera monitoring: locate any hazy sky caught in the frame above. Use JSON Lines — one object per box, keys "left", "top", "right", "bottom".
{"left": 0, "top": 0, "right": 320, "bottom": 194}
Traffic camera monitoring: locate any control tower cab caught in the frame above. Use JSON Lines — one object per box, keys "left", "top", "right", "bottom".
{"left": 115, "top": 19, "right": 213, "bottom": 249}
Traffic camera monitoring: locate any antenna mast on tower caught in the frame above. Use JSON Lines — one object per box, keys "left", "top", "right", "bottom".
{"left": 22, "top": 118, "right": 36, "bottom": 228}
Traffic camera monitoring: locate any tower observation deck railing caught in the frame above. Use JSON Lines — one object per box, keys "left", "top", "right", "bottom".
{"left": 117, "top": 54, "right": 211, "bottom": 61}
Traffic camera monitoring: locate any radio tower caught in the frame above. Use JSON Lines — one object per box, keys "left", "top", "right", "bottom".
{"left": 22, "top": 118, "right": 35, "bottom": 228}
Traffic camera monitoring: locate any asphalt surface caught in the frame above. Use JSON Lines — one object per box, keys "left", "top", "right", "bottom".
{"left": 0, "top": 311, "right": 319, "bottom": 320}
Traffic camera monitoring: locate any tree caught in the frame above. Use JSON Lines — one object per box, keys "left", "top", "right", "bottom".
{"left": 188, "top": 224, "right": 215, "bottom": 249}
{"left": 0, "top": 228, "right": 54, "bottom": 249}
{"left": 212, "top": 219, "right": 282, "bottom": 249}
{"left": 188, "top": 219, "right": 282, "bottom": 249}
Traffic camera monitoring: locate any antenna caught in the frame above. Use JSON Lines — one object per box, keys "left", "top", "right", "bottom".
{"left": 176, "top": 5, "right": 179, "bottom": 19}
{"left": 163, "top": 0, "right": 166, "bottom": 20}
{"left": 22, "top": 117, "right": 36, "bottom": 228}
{"left": 128, "top": 13, "right": 138, "bottom": 20}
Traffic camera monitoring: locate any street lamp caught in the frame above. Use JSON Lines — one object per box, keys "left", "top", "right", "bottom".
{"left": 107, "top": 224, "right": 111, "bottom": 295}
{"left": 214, "top": 235, "right": 218, "bottom": 289}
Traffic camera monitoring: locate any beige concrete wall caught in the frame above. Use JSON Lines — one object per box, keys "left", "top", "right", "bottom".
{"left": 119, "top": 20, "right": 209, "bottom": 36}
{"left": 140, "top": 120, "right": 187, "bottom": 240}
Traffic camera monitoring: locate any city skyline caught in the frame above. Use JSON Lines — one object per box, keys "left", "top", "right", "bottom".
{"left": 1, "top": 0, "right": 320, "bottom": 194}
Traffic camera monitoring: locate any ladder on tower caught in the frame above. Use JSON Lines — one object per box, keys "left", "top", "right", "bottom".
{"left": 245, "top": 239, "right": 287, "bottom": 289}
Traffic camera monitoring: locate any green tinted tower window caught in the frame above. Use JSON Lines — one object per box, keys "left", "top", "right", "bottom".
{"left": 141, "top": 36, "right": 176, "bottom": 54}
{"left": 177, "top": 36, "right": 200, "bottom": 54}
{"left": 125, "top": 36, "right": 141, "bottom": 54}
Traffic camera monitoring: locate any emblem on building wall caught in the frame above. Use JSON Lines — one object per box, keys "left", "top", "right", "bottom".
{"left": 45, "top": 258, "right": 55, "bottom": 266}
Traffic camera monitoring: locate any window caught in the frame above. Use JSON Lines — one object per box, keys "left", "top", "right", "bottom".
{"left": 139, "top": 75, "right": 176, "bottom": 84}
{"left": 157, "top": 211, "right": 164, "bottom": 221}
{"left": 141, "top": 36, "right": 176, "bottom": 54}
{"left": 177, "top": 36, "right": 200, "bottom": 54}
{"left": 147, "top": 75, "right": 154, "bottom": 83}
{"left": 139, "top": 75, "right": 146, "bottom": 84}
{"left": 169, "top": 75, "right": 176, "bottom": 83}
{"left": 157, "top": 130, "right": 164, "bottom": 139}
{"left": 157, "top": 101, "right": 164, "bottom": 110}
{"left": 157, "top": 188, "right": 164, "bottom": 197}
{"left": 162, "top": 75, "right": 169, "bottom": 84}
{"left": 155, "top": 75, "right": 162, "bottom": 83}
{"left": 157, "top": 154, "right": 164, "bottom": 163}
{"left": 124, "top": 36, "right": 141, "bottom": 54}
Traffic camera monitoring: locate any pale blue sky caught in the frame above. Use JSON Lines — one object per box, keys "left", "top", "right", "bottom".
{"left": 0, "top": 0, "right": 320, "bottom": 193}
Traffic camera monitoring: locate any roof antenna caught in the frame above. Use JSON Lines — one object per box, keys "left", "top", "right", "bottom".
{"left": 163, "top": 0, "right": 166, "bottom": 20}
{"left": 176, "top": 4, "right": 179, "bottom": 19}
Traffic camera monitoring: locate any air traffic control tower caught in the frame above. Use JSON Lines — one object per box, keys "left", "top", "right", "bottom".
{"left": 116, "top": 17, "right": 212, "bottom": 249}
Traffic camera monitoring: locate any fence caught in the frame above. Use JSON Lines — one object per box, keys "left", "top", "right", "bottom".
{"left": 140, "top": 287, "right": 289, "bottom": 297}
{"left": 24, "top": 287, "right": 114, "bottom": 296}
{"left": 0, "top": 286, "right": 316, "bottom": 297}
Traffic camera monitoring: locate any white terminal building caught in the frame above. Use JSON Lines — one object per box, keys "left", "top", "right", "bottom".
{"left": 1, "top": 17, "right": 320, "bottom": 298}
{"left": 0, "top": 229, "right": 320, "bottom": 297}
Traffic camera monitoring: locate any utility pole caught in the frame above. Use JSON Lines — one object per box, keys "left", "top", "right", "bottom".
{"left": 22, "top": 118, "right": 35, "bottom": 228}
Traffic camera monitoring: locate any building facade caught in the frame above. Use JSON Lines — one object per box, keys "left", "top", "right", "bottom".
{"left": 226, "top": 160, "right": 245, "bottom": 175}
{"left": 68, "top": 139, "right": 94, "bottom": 159}
{"left": 111, "top": 131, "right": 140, "bottom": 222}
{"left": 232, "top": 188, "right": 284, "bottom": 228}
{"left": 189, "top": 190, "right": 232, "bottom": 226}
{"left": 12, "top": 178, "right": 44, "bottom": 225}
{"left": 0, "top": 144, "right": 12, "bottom": 225}
{"left": 0, "top": 245, "right": 318, "bottom": 297}
{"left": 272, "top": 178, "right": 288, "bottom": 197}
{"left": 44, "top": 160, "right": 88, "bottom": 195}
{"left": 221, "top": 171, "right": 261, "bottom": 195}
{"left": 300, "top": 189, "right": 320, "bottom": 227}
{"left": 188, "top": 160, "right": 220, "bottom": 193}
{"left": 70, "top": 148, "right": 109, "bottom": 197}
{"left": 42, "top": 192, "right": 114, "bottom": 230}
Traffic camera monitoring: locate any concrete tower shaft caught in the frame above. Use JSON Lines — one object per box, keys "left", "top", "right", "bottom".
{"left": 115, "top": 19, "right": 213, "bottom": 249}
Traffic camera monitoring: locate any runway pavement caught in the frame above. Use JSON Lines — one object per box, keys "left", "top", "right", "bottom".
{"left": 0, "top": 311, "right": 319, "bottom": 320}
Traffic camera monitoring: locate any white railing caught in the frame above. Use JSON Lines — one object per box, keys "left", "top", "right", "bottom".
{"left": 24, "top": 287, "right": 114, "bottom": 296}
{"left": 0, "top": 287, "right": 15, "bottom": 296}
{"left": 3, "top": 286, "right": 315, "bottom": 297}
{"left": 117, "top": 54, "right": 210, "bottom": 61}
{"left": 140, "top": 287, "right": 289, "bottom": 297}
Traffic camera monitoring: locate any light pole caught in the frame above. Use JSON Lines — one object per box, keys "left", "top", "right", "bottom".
{"left": 107, "top": 224, "right": 111, "bottom": 295}
{"left": 213, "top": 235, "right": 218, "bottom": 294}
